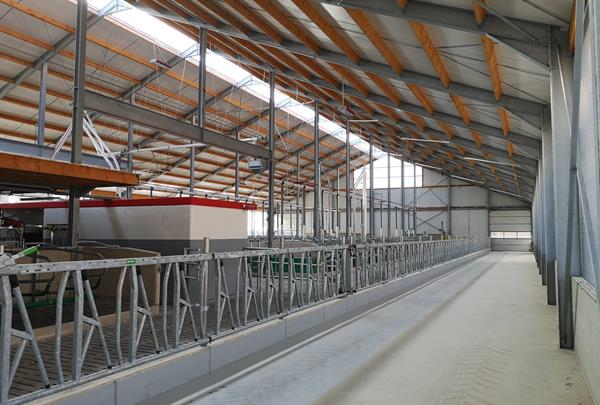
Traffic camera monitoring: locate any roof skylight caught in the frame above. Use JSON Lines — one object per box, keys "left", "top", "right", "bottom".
{"left": 84, "top": 0, "right": 386, "bottom": 160}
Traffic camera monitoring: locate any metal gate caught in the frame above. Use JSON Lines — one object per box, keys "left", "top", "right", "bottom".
{"left": 490, "top": 210, "right": 532, "bottom": 251}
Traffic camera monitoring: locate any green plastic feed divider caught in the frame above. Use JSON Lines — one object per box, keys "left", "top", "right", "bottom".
{"left": 249, "top": 256, "right": 318, "bottom": 273}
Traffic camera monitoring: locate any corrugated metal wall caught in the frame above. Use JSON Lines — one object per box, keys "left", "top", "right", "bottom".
{"left": 490, "top": 210, "right": 532, "bottom": 251}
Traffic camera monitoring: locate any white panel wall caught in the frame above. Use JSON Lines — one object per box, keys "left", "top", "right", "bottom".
{"left": 291, "top": 168, "right": 529, "bottom": 239}
{"left": 45, "top": 204, "right": 248, "bottom": 240}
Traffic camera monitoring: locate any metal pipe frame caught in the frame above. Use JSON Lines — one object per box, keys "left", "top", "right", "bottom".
{"left": 267, "top": 72, "right": 276, "bottom": 247}
{"left": 67, "top": 0, "right": 88, "bottom": 248}
{"left": 0, "top": 237, "right": 488, "bottom": 403}
{"left": 313, "top": 100, "right": 321, "bottom": 241}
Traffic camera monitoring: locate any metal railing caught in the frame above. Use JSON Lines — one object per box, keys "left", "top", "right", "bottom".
{"left": 0, "top": 237, "right": 489, "bottom": 403}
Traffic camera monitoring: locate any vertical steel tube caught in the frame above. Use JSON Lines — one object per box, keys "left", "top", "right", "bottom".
{"left": 400, "top": 155, "right": 405, "bottom": 233}
{"left": 330, "top": 179, "right": 335, "bottom": 237}
{"left": 267, "top": 72, "right": 276, "bottom": 247}
{"left": 302, "top": 186, "right": 306, "bottom": 238}
{"left": 296, "top": 156, "right": 300, "bottom": 237}
{"left": 447, "top": 176, "right": 452, "bottom": 235}
{"left": 280, "top": 181, "right": 285, "bottom": 248}
{"left": 67, "top": 0, "right": 87, "bottom": 247}
{"left": 368, "top": 134, "right": 375, "bottom": 237}
{"left": 37, "top": 62, "right": 47, "bottom": 147}
{"left": 387, "top": 148, "right": 391, "bottom": 239}
{"left": 126, "top": 93, "right": 134, "bottom": 199}
{"left": 313, "top": 100, "right": 321, "bottom": 241}
{"left": 191, "top": 28, "right": 207, "bottom": 193}
{"left": 345, "top": 120, "right": 352, "bottom": 291}
{"left": 413, "top": 164, "right": 417, "bottom": 233}
{"left": 234, "top": 129, "right": 240, "bottom": 200}
{"left": 336, "top": 169, "right": 340, "bottom": 238}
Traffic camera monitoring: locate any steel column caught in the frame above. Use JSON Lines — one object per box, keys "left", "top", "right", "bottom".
{"left": 267, "top": 72, "right": 276, "bottom": 248}
{"left": 234, "top": 130, "right": 240, "bottom": 200}
{"left": 387, "top": 148, "right": 392, "bottom": 238}
{"left": 126, "top": 93, "right": 134, "bottom": 199}
{"left": 345, "top": 121, "right": 352, "bottom": 291}
{"left": 37, "top": 62, "right": 48, "bottom": 148}
{"left": 413, "top": 165, "right": 417, "bottom": 233}
{"left": 447, "top": 177, "right": 452, "bottom": 235}
{"left": 369, "top": 135, "right": 375, "bottom": 237}
{"left": 401, "top": 155, "right": 405, "bottom": 232}
{"left": 296, "top": 155, "right": 300, "bottom": 237}
{"left": 550, "top": 37, "right": 578, "bottom": 347}
{"left": 336, "top": 169, "right": 341, "bottom": 238}
{"left": 192, "top": 28, "right": 207, "bottom": 193}
{"left": 67, "top": 0, "right": 87, "bottom": 247}
{"left": 313, "top": 100, "right": 321, "bottom": 241}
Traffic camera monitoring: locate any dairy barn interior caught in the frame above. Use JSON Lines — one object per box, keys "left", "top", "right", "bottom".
{"left": 0, "top": 0, "right": 598, "bottom": 404}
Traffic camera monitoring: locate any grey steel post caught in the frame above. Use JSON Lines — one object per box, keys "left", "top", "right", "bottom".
{"left": 296, "top": 155, "right": 300, "bottom": 237}
{"left": 37, "top": 62, "right": 48, "bottom": 147}
{"left": 345, "top": 120, "right": 352, "bottom": 291}
{"left": 313, "top": 100, "right": 321, "bottom": 241}
{"left": 387, "top": 148, "right": 392, "bottom": 239}
{"left": 413, "top": 164, "right": 417, "bottom": 233}
{"left": 551, "top": 39, "right": 576, "bottom": 346}
{"left": 400, "top": 154, "right": 405, "bottom": 232}
{"left": 368, "top": 134, "right": 375, "bottom": 237}
{"left": 192, "top": 28, "right": 207, "bottom": 193}
{"left": 557, "top": 0, "right": 586, "bottom": 346}
{"left": 234, "top": 129, "right": 240, "bottom": 199}
{"left": 302, "top": 186, "right": 307, "bottom": 237}
{"left": 330, "top": 179, "right": 335, "bottom": 237}
{"left": 336, "top": 168, "right": 341, "bottom": 237}
{"left": 126, "top": 92, "right": 134, "bottom": 199}
{"left": 542, "top": 108, "right": 557, "bottom": 304}
{"left": 267, "top": 72, "right": 276, "bottom": 247}
{"left": 67, "top": 0, "right": 87, "bottom": 247}
{"left": 280, "top": 181, "right": 285, "bottom": 248}
{"left": 447, "top": 176, "right": 452, "bottom": 235}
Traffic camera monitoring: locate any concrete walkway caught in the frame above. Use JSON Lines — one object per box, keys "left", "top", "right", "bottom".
{"left": 173, "top": 252, "right": 593, "bottom": 405}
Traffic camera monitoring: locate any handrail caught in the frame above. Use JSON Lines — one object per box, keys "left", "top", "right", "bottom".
{"left": 0, "top": 237, "right": 489, "bottom": 403}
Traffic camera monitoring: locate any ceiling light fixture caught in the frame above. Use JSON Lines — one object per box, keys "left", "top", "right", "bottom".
{"left": 489, "top": 187, "right": 525, "bottom": 199}
{"left": 450, "top": 175, "right": 485, "bottom": 184}
{"left": 398, "top": 137, "right": 450, "bottom": 144}
{"left": 462, "top": 157, "right": 519, "bottom": 166}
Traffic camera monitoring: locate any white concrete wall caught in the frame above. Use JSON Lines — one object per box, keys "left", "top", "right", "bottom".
{"left": 45, "top": 204, "right": 248, "bottom": 241}
{"left": 572, "top": 277, "right": 600, "bottom": 403}
{"left": 189, "top": 205, "right": 247, "bottom": 240}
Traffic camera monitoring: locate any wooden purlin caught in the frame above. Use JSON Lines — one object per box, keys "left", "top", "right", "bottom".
{"left": 475, "top": 4, "right": 521, "bottom": 192}
{"left": 473, "top": 0, "right": 488, "bottom": 27}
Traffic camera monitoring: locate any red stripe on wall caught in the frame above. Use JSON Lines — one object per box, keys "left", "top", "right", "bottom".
{"left": 0, "top": 197, "right": 257, "bottom": 211}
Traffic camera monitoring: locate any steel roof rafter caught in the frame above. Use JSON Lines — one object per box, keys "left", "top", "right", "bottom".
{"left": 128, "top": 0, "right": 544, "bottom": 129}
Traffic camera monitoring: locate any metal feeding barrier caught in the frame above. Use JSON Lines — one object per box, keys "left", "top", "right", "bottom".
{"left": 0, "top": 237, "right": 489, "bottom": 403}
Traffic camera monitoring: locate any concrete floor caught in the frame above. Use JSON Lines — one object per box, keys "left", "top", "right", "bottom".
{"left": 178, "top": 252, "right": 593, "bottom": 405}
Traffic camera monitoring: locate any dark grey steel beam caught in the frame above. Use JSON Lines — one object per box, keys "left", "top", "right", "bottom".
{"left": 0, "top": 137, "right": 123, "bottom": 169}
{"left": 83, "top": 90, "right": 269, "bottom": 158}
